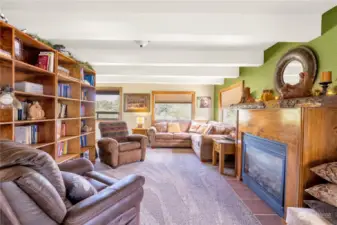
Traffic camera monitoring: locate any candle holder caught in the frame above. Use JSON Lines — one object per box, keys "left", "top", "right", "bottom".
{"left": 319, "top": 81, "right": 332, "bottom": 96}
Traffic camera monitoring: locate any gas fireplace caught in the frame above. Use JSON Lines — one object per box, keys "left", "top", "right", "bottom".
{"left": 242, "top": 133, "right": 287, "bottom": 217}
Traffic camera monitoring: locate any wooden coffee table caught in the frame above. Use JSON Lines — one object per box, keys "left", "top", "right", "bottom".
{"left": 212, "top": 139, "right": 235, "bottom": 176}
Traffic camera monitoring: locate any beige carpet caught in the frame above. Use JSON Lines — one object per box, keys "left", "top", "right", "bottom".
{"left": 96, "top": 148, "right": 261, "bottom": 225}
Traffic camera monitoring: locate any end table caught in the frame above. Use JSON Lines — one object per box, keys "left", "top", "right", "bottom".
{"left": 212, "top": 139, "right": 236, "bottom": 176}
{"left": 132, "top": 128, "right": 148, "bottom": 136}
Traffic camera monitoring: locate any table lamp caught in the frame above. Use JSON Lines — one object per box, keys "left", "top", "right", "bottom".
{"left": 136, "top": 116, "right": 145, "bottom": 128}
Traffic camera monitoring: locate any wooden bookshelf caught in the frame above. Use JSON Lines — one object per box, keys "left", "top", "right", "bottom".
{"left": 0, "top": 21, "right": 96, "bottom": 163}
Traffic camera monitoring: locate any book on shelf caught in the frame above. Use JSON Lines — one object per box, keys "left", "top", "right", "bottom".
{"left": 57, "top": 102, "right": 68, "bottom": 118}
{"left": 15, "top": 125, "right": 38, "bottom": 144}
{"left": 83, "top": 74, "right": 95, "bottom": 86}
{"left": 56, "top": 121, "right": 66, "bottom": 139}
{"left": 81, "top": 90, "right": 88, "bottom": 100}
{"left": 57, "top": 66, "right": 70, "bottom": 77}
{"left": 15, "top": 81, "right": 43, "bottom": 94}
{"left": 0, "top": 49, "right": 11, "bottom": 58}
{"left": 57, "top": 141, "right": 68, "bottom": 156}
{"left": 80, "top": 135, "right": 87, "bottom": 147}
{"left": 80, "top": 104, "right": 85, "bottom": 117}
{"left": 15, "top": 101, "right": 29, "bottom": 121}
{"left": 37, "top": 52, "right": 54, "bottom": 72}
{"left": 58, "top": 83, "right": 72, "bottom": 98}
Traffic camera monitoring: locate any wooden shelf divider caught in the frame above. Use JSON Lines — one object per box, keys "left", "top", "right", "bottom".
{"left": 0, "top": 21, "right": 96, "bottom": 163}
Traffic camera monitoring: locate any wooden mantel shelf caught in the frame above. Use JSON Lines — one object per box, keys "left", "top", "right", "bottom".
{"left": 230, "top": 95, "right": 337, "bottom": 109}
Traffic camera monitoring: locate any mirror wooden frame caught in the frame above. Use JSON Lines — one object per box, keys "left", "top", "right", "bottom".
{"left": 274, "top": 46, "right": 318, "bottom": 94}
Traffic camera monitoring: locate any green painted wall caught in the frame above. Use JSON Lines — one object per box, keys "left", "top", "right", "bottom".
{"left": 214, "top": 10, "right": 337, "bottom": 121}
{"left": 322, "top": 6, "right": 337, "bottom": 34}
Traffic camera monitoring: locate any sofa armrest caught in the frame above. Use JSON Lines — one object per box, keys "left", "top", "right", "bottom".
{"left": 97, "top": 138, "right": 119, "bottom": 167}
{"left": 147, "top": 127, "right": 157, "bottom": 145}
{"left": 64, "top": 175, "right": 145, "bottom": 225}
{"left": 127, "top": 135, "right": 148, "bottom": 160}
{"left": 58, "top": 158, "right": 94, "bottom": 175}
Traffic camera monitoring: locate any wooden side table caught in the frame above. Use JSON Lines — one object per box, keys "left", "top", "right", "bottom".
{"left": 132, "top": 128, "right": 148, "bottom": 136}
{"left": 212, "top": 139, "right": 236, "bottom": 176}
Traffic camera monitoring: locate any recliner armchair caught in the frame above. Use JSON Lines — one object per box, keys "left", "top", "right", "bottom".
{"left": 0, "top": 140, "right": 145, "bottom": 225}
{"left": 98, "top": 121, "right": 148, "bottom": 168}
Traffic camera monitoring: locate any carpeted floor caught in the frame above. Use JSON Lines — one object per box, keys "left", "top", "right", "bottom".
{"left": 96, "top": 148, "right": 262, "bottom": 225}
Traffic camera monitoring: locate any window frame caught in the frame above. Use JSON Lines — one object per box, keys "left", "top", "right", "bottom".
{"left": 151, "top": 91, "right": 195, "bottom": 123}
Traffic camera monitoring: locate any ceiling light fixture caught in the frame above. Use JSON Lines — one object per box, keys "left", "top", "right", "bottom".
{"left": 134, "top": 40, "right": 150, "bottom": 48}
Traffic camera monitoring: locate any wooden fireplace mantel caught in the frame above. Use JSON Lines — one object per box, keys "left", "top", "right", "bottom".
{"left": 236, "top": 107, "right": 337, "bottom": 217}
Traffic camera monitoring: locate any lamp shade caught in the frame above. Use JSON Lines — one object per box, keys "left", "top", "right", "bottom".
{"left": 136, "top": 117, "right": 144, "bottom": 125}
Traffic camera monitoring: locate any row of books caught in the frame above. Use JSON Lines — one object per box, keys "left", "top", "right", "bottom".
{"left": 57, "top": 141, "right": 68, "bottom": 156}
{"left": 56, "top": 121, "right": 66, "bottom": 139}
{"left": 14, "top": 125, "right": 38, "bottom": 144}
{"left": 80, "top": 135, "right": 88, "bottom": 147}
{"left": 14, "top": 101, "right": 29, "bottom": 121}
{"left": 57, "top": 103, "right": 68, "bottom": 118}
{"left": 83, "top": 75, "right": 95, "bottom": 86}
{"left": 58, "top": 83, "right": 72, "bottom": 98}
{"left": 37, "top": 52, "right": 54, "bottom": 72}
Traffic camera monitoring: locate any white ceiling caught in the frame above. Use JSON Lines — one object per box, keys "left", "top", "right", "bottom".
{"left": 1, "top": 0, "right": 336, "bottom": 85}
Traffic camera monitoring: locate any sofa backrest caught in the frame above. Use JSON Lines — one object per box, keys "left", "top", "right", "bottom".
{"left": 153, "top": 120, "right": 191, "bottom": 133}
{"left": 99, "top": 121, "right": 129, "bottom": 142}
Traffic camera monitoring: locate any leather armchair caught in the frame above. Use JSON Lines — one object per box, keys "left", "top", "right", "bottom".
{"left": 98, "top": 121, "right": 148, "bottom": 168}
{"left": 0, "top": 140, "right": 145, "bottom": 225}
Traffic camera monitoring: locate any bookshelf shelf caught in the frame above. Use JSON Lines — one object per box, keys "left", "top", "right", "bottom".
{"left": 28, "top": 142, "right": 55, "bottom": 149}
{"left": 15, "top": 119, "right": 55, "bottom": 124}
{"left": 80, "top": 131, "right": 95, "bottom": 137}
{"left": 0, "top": 21, "right": 96, "bottom": 163}
{"left": 57, "top": 96, "right": 80, "bottom": 102}
{"left": 58, "top": 135, "right": 78, "bottom": 143}
{"left": 0, "top": 54, "right": 12, "bottom": 62}
{"left": 56, "top": 153, "right": 79, "bottom": 164}
{"left": 58, "top": 74, "right": 80, "bottom": 83}
{"left": 15, "top": 91, "right": 55, "bottom": 99}
{"left": 15, "top": 60, "right": 56, "bottom": 76}
{"left": 81, "top": 100, "right": 95, "bottom": 103}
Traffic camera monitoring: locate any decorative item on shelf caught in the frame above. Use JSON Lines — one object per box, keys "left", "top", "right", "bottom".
{"left": 136, "top": 116, "right": 145, "bottom": 128}
{"left": 0, "top": 12, "right": 8, "bottom": 23}
{"left": 0, "top": 86, "right": 22, "bottom": 109}
{"left": 275, "top": 96, "right": 280, "bottom": 100}
{"left": 27, "top": 33, "right": 54, "bottom": 48}
{"left": 313, "top": 89, "right": 321, "bottom": 97}
{"left": 261, "top": 89, "right": 274, "bottom": 101}
{"left": 319, "top": 71, "right": 332, "bottom": 96}
{"left": 242, "top": 87, "right": 255, "bottom": 103}
{"left": 0, "top": 49, "right": 11, "bottom": 58}
{"left": 81, "top": 125, "right": 93, "bottom": 133}
{"left": 280, "top": 72, "right": 314, "bottom": 99}
{"left": 27, "top": 101, "right": 45, "bottom": 120}
{"left": 53, "top": 44, "right": 72, "bottom": 57}
{"left": 57, "top": 66, "right": 70, "bottom": 77}
{"left": 14, "top": 38, "right": 23, "bottom": 60}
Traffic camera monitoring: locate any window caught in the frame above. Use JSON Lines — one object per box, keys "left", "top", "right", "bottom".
{"left": 152, "top": 91, "right": 195, "bottom": 121}
{"left": 155, "top": 103, "right": 192, "bottom": 120}
{"left": 95, "top": 88, "right": 122, "bottom": 120}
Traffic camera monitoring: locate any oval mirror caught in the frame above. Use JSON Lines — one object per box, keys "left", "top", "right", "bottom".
{"left": 283, "top": 61, "right": 304, "bottom": 85}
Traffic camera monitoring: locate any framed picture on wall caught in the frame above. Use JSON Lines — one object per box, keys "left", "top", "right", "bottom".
{"left": 124, "top": 93, "right": 150, "bottom": 112}
{"left": 197, "top": 96, "right": 211, "bottom": 108}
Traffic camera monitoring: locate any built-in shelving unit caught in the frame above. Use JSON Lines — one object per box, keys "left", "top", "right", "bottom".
{"left": 0, "top": 21, "right": 96, "bottom": 163}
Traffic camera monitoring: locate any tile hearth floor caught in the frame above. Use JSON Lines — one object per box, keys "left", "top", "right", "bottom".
{"left": 95, "top": 148, "right": 284, "bottom": 225}
{"left": 224, "top": 177, "right": 284, "bottom": 225}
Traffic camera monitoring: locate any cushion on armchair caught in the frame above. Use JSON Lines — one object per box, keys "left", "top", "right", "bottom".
{"left": 119, "top": 142, "right": 141, "bottom": 152}
{"left": 311, "top": 162, "right": 337, "bottom": 184}
{"left": 62, "top": 171, "right": 97, "bottom": 204}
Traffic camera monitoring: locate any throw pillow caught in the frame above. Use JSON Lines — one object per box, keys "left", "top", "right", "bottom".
{"left": 168, "top": 122, "right": 181, "bottom": 133}
{"left": 62, "top": 171, "right": 97, "bottom": 204}
{"left": 211, "top": 126, "right": 231, "bottom": 135}
{"left": 304, "top": 200, "right": 337, "bottom": 224}
{"left": 154, "top": 122, "right": 168, "bottom": 132}
{"left": 196, "top": 124, "right": 212, "bottom": 135}
{"left": 189, "top": 121, "right": 201, "bottom": 133}
{"left": 311, "top": 162, "right": 337, "bottom": 184}
{"left": 305, "top": 183, "right": 337, "bottom": 207}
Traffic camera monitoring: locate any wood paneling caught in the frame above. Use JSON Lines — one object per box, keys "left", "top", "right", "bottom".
{"left": 237, "top": 107, "right": 337, "bottom": 217}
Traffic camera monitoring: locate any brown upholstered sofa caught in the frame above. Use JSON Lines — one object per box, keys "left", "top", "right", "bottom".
{"left": 148, "top": 120, "right": 235, "bottom": 161}
{"left": 0, "top": 140, "right": 145, "bottom": 225}
{"left": 98, "top": 121, "right": 148, "bottom": 168}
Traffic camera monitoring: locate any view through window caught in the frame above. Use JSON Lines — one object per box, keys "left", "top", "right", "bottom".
{"left": 96, "top": 93, "right": 120, "bottom": 120}
{"left": 155, "top": 103, "right": 192, "bottom": 120}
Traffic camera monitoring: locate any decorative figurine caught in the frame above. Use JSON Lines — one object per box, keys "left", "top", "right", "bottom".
{"left": 280, "top": 72, "right": 314, "bottom": 99}
{"left": 81, "top": 125, "right": 93, "bottom": 133}
{"left": 27, "top": 101, "right": 45, "bottom": 120}
{"left": 242, "top": 87, "right": 255, "bottom": 103}
{"left": 0, "top": 13, "right": 8, "bottom": 23}
{"left": 0, "top": 86, "right": 22, "bottom": 109}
